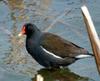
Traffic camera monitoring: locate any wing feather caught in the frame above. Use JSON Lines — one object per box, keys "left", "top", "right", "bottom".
{"left": 40, "top": 33, "right": 88, "bottom": 58}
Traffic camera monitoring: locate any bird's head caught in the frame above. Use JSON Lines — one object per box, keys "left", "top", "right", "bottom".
{"left": 18, "top": 23, "right": 40, "bottom": 37}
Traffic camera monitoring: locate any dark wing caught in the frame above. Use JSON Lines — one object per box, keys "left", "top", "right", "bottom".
{"left": 40, "top": 33, "right": 88, "bottom": 58}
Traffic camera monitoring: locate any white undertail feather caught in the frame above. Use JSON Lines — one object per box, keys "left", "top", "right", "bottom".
{"left": 40, "top": 46, "right": 62, "bottom": 59}
{"left": 76, "top": 54, "right": 92, "bottom": 59}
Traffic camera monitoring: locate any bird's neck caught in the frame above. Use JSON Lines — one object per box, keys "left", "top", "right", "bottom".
{"left": 26, "top": 30, "right": 41, "bottom": 45}
{"left": 26, "top": 31, "right": 42, "bottom": 55}
{"left": 27, "top": 29, "right": 41, "bottom": 38}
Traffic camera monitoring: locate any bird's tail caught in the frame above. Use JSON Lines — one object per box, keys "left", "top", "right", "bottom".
{"left": 76, "top": 48, "right": 94, "bottom": 59}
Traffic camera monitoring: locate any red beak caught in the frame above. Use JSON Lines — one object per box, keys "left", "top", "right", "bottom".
{"left": 18, "top": 26, "right": 26, "bottom": 37}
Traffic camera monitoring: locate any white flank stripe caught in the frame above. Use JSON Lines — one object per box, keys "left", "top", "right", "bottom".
{"left": 76, "top": 54, "right": 91, "bottom": 59}
{"left": 40, "top": 46, "right": 62, "bottom": 59}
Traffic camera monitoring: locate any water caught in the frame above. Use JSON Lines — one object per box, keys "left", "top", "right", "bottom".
{"left": 0, "top": 0, "right": 100, "bottom": 81}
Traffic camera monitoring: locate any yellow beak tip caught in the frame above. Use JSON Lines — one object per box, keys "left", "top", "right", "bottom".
{"left": 18, "top": 33, "right": 22, "bottom": 37}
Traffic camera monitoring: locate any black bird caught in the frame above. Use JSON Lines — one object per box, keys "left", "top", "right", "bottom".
{"left": 18, "top": 23, "right": 93, "bottom": 68}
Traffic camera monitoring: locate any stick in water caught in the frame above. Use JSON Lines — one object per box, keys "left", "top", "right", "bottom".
{"left": 81, "top": 5, "right": 100, "bottom": 74}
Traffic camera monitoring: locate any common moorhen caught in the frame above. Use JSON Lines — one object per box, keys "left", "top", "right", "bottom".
{"left": 18, "top": 23, "right": 93, "bottom": 68}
